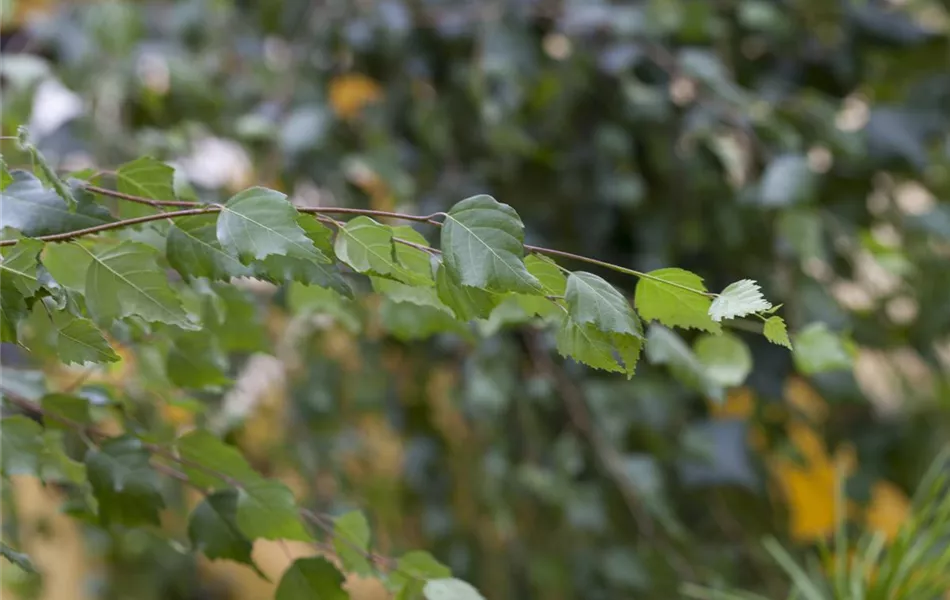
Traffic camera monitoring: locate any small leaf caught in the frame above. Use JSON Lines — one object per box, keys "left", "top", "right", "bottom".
{"left": 556, "top": 318, "right": 641, "bottom": 377}
{"left": 216, "top": 187, "right": 318, "bottom": 263}
{"left": 0, "top": 542, "right": 37, "bottom": 574}
{"left": 1, "top": 415, "right": 44, "bottom": 476}
{"left": 694, "top": 333, "right": 753, "bottom": 387}
{"left": 645, "top": 326, "right": 723, "bottom": 403}
{"left": 188, "top": 490, "right": 257, "bottom": 569}
{"left": 333, "top": 216, "right": 399, "bottom": 276}
{"left": 84, "top": 241, "right": 194, "bottom": 328}
{"left": 85, "top": 436, "right": 165, "bottom": 527}
{"left": 176, "top": 429, "right": 261, "bottom": 489}
{"left": 635, "top": 268, "right": 720, "bottom": 333}
{"left": 709, "top": 279, "right": 772, "bottom": 322}
{"left": 275, "top": 557, "right": 347, "bottom": 600}
{"left": 0, "top": 171, "right": 113, "bottom": 236}
{"left": 792, "top": 323, "right": 854, "bottom": 375}
{"left": 565, "top": 272, "right": 642, "bottom": 339}
{"left": 424, "top": 578, "right": 487, "bottom": 600}
{"left": 0, "top": 238, "right": 43, "bottom": 297}
{"left": 116, "top": 156, "right": 176, "bottom": 201}
{"left": 236, "top": 480, "right": 312, "bottom": 542}
{"left": 764, "top": 316, "right": 792, "bottom": 349}
{"left": 332, "top": 510, "right": 373, "bottom": 575}
{"left": 167, "top": 214, "right": 253, "bottom": 281}
{"left": 436, "top": 263, "right": 498, "bottom": 320}
{"left": 441, "top": 195, "right": 541, "bottom": 294}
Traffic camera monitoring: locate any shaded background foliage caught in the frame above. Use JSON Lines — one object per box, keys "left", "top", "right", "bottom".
{"left": 2, "top": 0, "right": 950, "bottom": 598}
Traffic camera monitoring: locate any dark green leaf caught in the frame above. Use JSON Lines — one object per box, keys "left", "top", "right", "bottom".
{"left": 188, "top": 490, "right": 258, "bottom": 569}
{"left": 556, "top": 317, "right": 641, "bottom": 377}
{"left": 217, "top": 187, "right": 319, "bottom": 263}
{"left": 565, "top": 272, "right": 642, "bottom": 339}
{"left": 275, "top": 557, "right": 347, "bottom": 600}
{"left": 167, "top": 214, "right": 253, "bottom": 281}
{"left": 42, "top": 242, "right": 93, "bottom": 293}
{"left": 85, "top": 436, "right": 165, "bottom": 527}
{"left": 332, "top": 510, "right": 373, "bottom": 576}
{"left": 0, "top": 171, "right": 113, "bottom": 237}
{"left": 441, "top": 195, "right": 541, "bottom": 294}
{"left": 1, "top": 415, "right": 44, "bottom": 476}
{"left": 84, "top": 241, "right": 195, "bottom": 328}
{"left": 176, "top": 429, "right": 261, "bottom": 489}
{"left": 41, "top": 393, "right": 92, "bottom": 429}
{"left": 435, "top": 263, "right": 498, "bottom": 320}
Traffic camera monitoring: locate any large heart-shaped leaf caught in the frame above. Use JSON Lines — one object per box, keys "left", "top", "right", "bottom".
{"left": 216, "top": 187, "right": 318, "bottom": 263}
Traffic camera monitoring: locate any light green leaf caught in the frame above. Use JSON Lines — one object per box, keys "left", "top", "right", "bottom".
{"left": 84, "top": 241, "right": 194, "bottom": 328}
{"left": 694, "top": 333, "right": 753, "bottom": 387}
{"left": 334, "top": 216, "right": 399, "bottom": 276}
{"left": 116, "top": 156, "right": 176, "bottom": 200}
{"left": 0, "top": 159, "right": 12, "bottom": 190}
{"left": 42, "top": 242, "right": 93, "bottom": 293}
{"left": 424, "top": 578, "right": 486, "bottom": 600}
{"left": 0, "top": 171, "right": 113, "bottom": 236}
{"left": 188, "top": 490, "right": 259, "bottom": 570}
{"left": 390, "top": 551, "right": 452, "bottom": 591}
{"left": 236, "top": 480, "right": 312, "bottom": 542}
{"left": 167, "top": 214, "right": 253, "bottom": 281}
{"left": 792, "top": 323, "right": 854, "bottom": 375}
{"left": 709, "top": 279, "right": 772, "bottom": 322}
{"left": 332, "top": 510, "right": 373, "bottom": 575}
{"left": 373, "top": 275, "right": 447, "bottom": 310}
{"left": 764, "top": 316, "right": 792, "bottom": 349}
{"left": 441, "top": 195, "right": 541, "bottom": 294}
{"left": 216, "top": 187, "right": 318, "bottom": 263}
{"left": 38, "top": 430, "right": 86, "bottom": 485}
{"left": 556, "top": 317, "right": 641, "bottom": 377}
{"left": 1, "top": 415, "right": 44, "bottom": 476}
{"left": 0, "top": 238, "right": 43, "bottom": 296}
{"left": 526, "top": 255, "right": 567, "bottom": 295}
{"left": 176, "top": 429, "right": 262, "bottom": 489}
{"left": 166, "top": 330, "right": 230, "bottom": 389}
{"left": 85, "top": 436, "right": 165, "bottom": 527}
{"left": 635, "top": 268, "right": 720, "bottom": 333}
{"left": 288, "top": 283, "right": 362, "bottom": 333}
{"left": 392, "top": 225, "right": 436, "bottom": 285}
{"left": 436, "top": 263, "right": 498, "bottom": 320}
{"left": 52, "top": 312, "right": 120, "bottom": 365}
{"left": 565, "top": 272, "right": 642, "bottom": 339}
{"left": 275, "top": 557, "right": 347, "bottom": 600}
{"left": 645, "top": 326, "right": 723, "bottom": 403}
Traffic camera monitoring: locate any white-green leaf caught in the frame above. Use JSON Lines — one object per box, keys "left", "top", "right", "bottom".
{"left": 694, "top": 333, "right": 753, "bottom": 387}
{"left": 424, "top": 578, "right": 487, "bottom": 600}
{"left": 332, "top": 510, "right": 373, "bottom": 576}
{"left": 83, "top": 241, "right": 195, "bottom": 328}
{"left": 635, "top": 268, "right": 720, "bottom": 333}
{"left": 645, "top": 326, "right": 723, "bottom": 402}
{"left": 217, "top": 187, "right": 318, "bottom": 263}
{"left": 116, "top": 156, "right": 176, "bottom": 200}
{"left": 792, "top": 323, "right": 854, "bottom": 374}
{"left": 441, "top": 195, "right": 541, "bottom": 294}
{"left": 167, "top": 214, "right": 252, "bottom": 281}
{"left": 709, "top": 279, "right": 772, "bottom": 322}
{"left": 764, "top": 316, "right": 792, "bottom": 349}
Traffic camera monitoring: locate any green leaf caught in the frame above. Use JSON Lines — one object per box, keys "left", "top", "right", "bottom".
{"left": 373, "top": 275, "right": 446, "bottom": 310}
{"left": 85, "top": 436, "right": 165, "bottom": 527}
{"left": 389, "top": 551, "right": 452, "bottom": 594}
{"left": 441, "top": 195, "right": 541, "bottom": 294}
{"left": 275, "top": 557, "right": 347, "bottom": 600}
{"left": 188, "top": 489, "right": 258, "bottom": 569}
{"left": 645, "top": 326, "right": 723, "bottom": 403}
{"left": 635, "top": 268, "right": 720, "bottom": 333}
{"left": 0, "top": 171, "right": 113, "bottom": 236}
{"left": 41, "top": 393, "right": 92, "bottom": 429}
{"left": 167, "top": 214, "right": 253, "bottom": 281}
{"left": 334, "top": 216, "right": 399, "bottom": 276}
{"left": 423, "top": 578, "right": 486, "bottom": 600}
{"left": 379, "top": 299, "right": 470, "bottom": 341}
{"left": 18, "top": 133, "right": 78, "bottom": 209}
{"left": 52, "top": 311, "right": 120, "bottom": 365}
{"left": 42, "top": 242, "right": 93, "bottom": 293}
{"left": 206, "top": 284, "right": 269, "bottom": 352}
{"left": 166, "top": 331, "right": 230, "bottom": 389}
{"left": 565, "top": 272, "right": 642, "bottom": 339}
{"left": 84, "top": 240, "right": 194, "bottom": 329}
{"left": 0, "top": 288, "right": 27, "bottom": 343}
{"left": 0, "top": 159, "right": 12, "bottom": 190}
{"left": 764, "top": 316, "right": 792, "bottom": 349}
{"left": 1, "top": 415, "right": 44, "bottom": 476}
{"left": 333, "top": 510, "right": 373, "bottom": 576}
{"left": 556, "top": 317, "right": 641, "bottom": 377}
{"left": 116, "top": 156, "right": 176, "bottom": 200}
{"left": 0, "top": 238, "right": 43, "bottom": 296}
{"left": 792, "top": 323, "right": 854, "bottom": 375}
{"left": 0, "top": 542, "right": 37, "bottom": 574}
{"left": 216, "top": 187, "right": 318, "bottom": 263}
{"left": 392, "top": 225, "right": 436, "bottom": 285}
{"left": 436, "top": 263, "right": 498, "bottom": 320}
{"left": 708, "top": 279, "right": 772, "bottom": 322}
{"left": 526, "top": 254, "right": 567, "bottom": 295}
{"left": 37, "top": 430, "right": 86, "bottom": 485}
{"left": 236, "top": 479, "right": 312, "bottom": 542}
{"left": 252, "top": 253, "right": 351, "bottom": 296}
{"left": 694, "top": 333, "right": 753, "bottom": 387}
{"left": 289, "top": 283, "right": 362, "bottom": 333}
{"left": 176, "top": 429, "right": 261, "bottom": 489}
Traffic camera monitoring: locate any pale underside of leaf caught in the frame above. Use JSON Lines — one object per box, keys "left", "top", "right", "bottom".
{"left": 709, "top": 279, "right": 772, "bottom": 322}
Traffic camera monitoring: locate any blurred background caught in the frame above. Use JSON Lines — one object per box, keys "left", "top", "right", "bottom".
{"left": 2, "top": 0, "right": 950, "bottom": 598}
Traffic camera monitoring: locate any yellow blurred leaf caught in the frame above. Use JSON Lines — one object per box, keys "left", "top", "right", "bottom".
{"left": 784, "top": 377, "right": 828, "bottom": 424}
{"left": 866, "top": 480, "right": 910, "bottom": 541}
{"left": 329, "top": 74, "right": 383, "bottom": 121}
{"left": 709, "top": 386, "right": 755, "bottom": 420}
